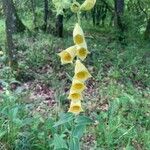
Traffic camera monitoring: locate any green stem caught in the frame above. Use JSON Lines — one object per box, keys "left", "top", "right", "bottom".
{"left": 77, "top": 11, "right": 81, "bottom": 25}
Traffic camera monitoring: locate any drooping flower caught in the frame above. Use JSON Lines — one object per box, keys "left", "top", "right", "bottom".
{"left": 68, "top": 100, "right": 83, "bottom": 114}
{"left": 80, "top": 0, "right": 96, "bottom": 11}
{"left": 70, "top": 1, "right": 80, "bottom": 13}
{"left": 76, "top": 42, "right": 90, "bottom": 60}
{"left": 68, "top": 89, "right": 83, "bottom": 101}
{"left": 58, "top": 45, "right": 76, "bottom": 64}
{"left": 74, "top": 60, "right": 91, "bottom": 81}
{"left": 70, "top": 79, "right": 86, "bottom": 93}
{"left": 73, "top": 23, "right": 85, "bottom": 45}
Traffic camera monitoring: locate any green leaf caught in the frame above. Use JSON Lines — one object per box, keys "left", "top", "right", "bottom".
{"left": 69, "top": 137, "right": 80, "bottom": 150}
{"left": 53, "top": 134, "right": 68, "bottom": 150}
{"left": 72, "top": 125, "right": 86, "bottom": 139}
{"left": 0, "top": 130, "right": 7, "bottom": 139}
{"left": 75, "top": 115, "right": 94, "bottom": 125}
{"left": 13, "top": 118, "right": 23, "bottom": 127}
{"left": 53, "top": 113, "right": 75, "bottom": 127}
{"left": 52, "top": 0, "right": 71, "bottom": 15}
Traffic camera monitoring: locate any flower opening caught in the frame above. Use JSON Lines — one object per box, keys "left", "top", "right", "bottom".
{"left": 68, "top": 100, "right": 83, "bottom": 113}
{"left": 68, "top": 90, "right": 83, "bottom": 101}
{"left": 74, "top": 60, "right": 91, "bottom": 81}
{"left": 73, "top": 23, "right": 85, "bottom": 45}
{"left": 58, "top": 45, "right": 76, "bottom": 64}
{"left": 71, "top": 79, "right": 85, "bottom": 92}
{"left": 74, "top": 35, "right": 84, "bottom": 44}
{"left": 71, "top": 2, "right": 80, "bottom": 13}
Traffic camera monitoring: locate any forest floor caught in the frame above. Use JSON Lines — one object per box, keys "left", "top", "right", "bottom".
{"left": 0, "top": 19, "right": 150, "bottom": 149}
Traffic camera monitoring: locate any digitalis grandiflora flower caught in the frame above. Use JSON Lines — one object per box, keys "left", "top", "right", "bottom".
{"left": 73, "top": 23, "right": 85, "bottom": 45}
{"left": 70, "top": 79, "right": 86, "bottom": 93}
{"left": 74, "top": 60, "right": 91, "bottom": 81}
{"left": 80, "top": 0, "right": 96, "bottom": 11}
{"left": 58, "top": 45, "right": 76, "bottom": 64}
{"left": 68, "top": 100, "right": 83, "bottom": 114}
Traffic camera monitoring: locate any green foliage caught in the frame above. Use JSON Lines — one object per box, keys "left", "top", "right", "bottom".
{"left": 95, "top": 93, "right": 150, "bottom": 149}
{"left": 52, "top": 0, "right": 71, "bottom": 15}
{"left": 0, "top": 87, "right": 94, "bottom": 149}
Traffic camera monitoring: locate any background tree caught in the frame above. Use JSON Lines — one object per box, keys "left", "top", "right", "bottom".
{"left": 52, "top": 0, "right": 71, "bottom": 37}
{"left": 30, "top": 0, "right": 37, "bottom": 28}
{"left": 144, "top": 18, "right": 150, "bottom": 40}
{"left": 55, "top": 14, "right": 63, "bottom": 37}
{"left": 114, "top": 0, "right": 125, "bottom": 42}
{"left": 2, "top": 0, "right": 18, "bottom": 69}
{"left": 43, "top": 0, "right": 49, "bottom": 31}
{"left": 4, "top": 0, "right": 26, "bottom": 33}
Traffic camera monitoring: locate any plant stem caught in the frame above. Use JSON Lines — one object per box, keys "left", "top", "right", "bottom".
{"left": 77, "top": 12, "right": 81, "bottom": 25}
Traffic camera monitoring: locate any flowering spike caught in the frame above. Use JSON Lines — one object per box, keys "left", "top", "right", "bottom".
{"left": 68, "top": 100, "right": 83, "bottom": 114}
{"left": 73, "top": 23, "right": 85, "bottom": 45}
{"left": 74, "top": 60, "right": 91, "bottom": 81}
{"left": 58, "top": 45, "right": 76, "bottom": 64}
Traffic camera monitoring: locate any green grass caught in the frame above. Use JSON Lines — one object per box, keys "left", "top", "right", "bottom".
{"left": 0, "top": 19, "right": 5, "bottom": 48}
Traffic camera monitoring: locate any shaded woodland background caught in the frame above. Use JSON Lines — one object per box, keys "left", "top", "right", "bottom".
{"left": 0, "top": 0, "right": 150, "bottom": 150}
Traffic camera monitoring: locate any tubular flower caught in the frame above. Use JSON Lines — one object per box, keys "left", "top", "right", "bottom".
{"left": 76, "top": 42, "right": 90, "bottom": 60}
{"left": 71, "top": 2, "right": 80, "bottom": 13}
{"left": 74, "top": 60, "right": 91, "bottom": 81}
{"left": 58, "top": 46, "right": 77, "bottom": 64}
{"left": 73, "top": 23, "right": 85, "bottom": 45}
{"left": 80, "top": 0, "right": 96, "bottom": 11}
{"left": 68, "top": 100, "right": 83, "bottom": 113}
{"left": 68, "top": 89, "right": 83, "bottom": 101}
{"left": 0, "top": 51, "right": 3, "bottom": 56}
{"left": 70, "top": 79, "right": 86, "bottom": 93}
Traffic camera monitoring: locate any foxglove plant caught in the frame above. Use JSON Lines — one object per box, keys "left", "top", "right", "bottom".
{"left": 58, "top": 0, "right": 96, "bottom": 114}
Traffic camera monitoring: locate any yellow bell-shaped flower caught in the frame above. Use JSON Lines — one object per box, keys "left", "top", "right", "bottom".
{"left": 74, "top": 60, "right": 91, "bottom": 81}
{"left": 68, "top": 100, "right": 83, "bottom": 114}
{"left": 73, "top": 23, "right": 85, "bottom": 45}
{"left": 58, "top": 45, "right": 76, "bottom": 64}
{"left": 80, "top": 0, "right": 96, "bottom": 11}
{"left": 76, "top": 42, "right": 90, "bottom": 60}
{"left": 68, "top": 89, "right": 83, "bottom": 101}
{"left": 70, "top": 79, "right": 86, "bottom": 93}
{"left": 70, "top": 2, "right": 80, "bottom": 13}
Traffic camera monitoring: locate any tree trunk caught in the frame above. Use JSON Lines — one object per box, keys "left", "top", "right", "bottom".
{"left": 96, "top": 6, "right": 101, "bottom": 26}
{"left": 144, "top": 18, "right": 150, "bottom": 40}
{"left": 6, "top": 0, "right": 26, "bottom": 33}
{"left": 2, "top": 0, "right": 18, "bottom": 69}
{"left": 114, "top": 0, "right": 125, "bottom": 42}
{"left": 43, "top": 0, "right": 49, "bottom": 31}
{"left": 92, "top": 6, "right": 96, "bottom": 26}
{"left": 31, "top": 0, "right": 36, "bottom": 28}
{"left": 55, "top": 14, "right": 63, "bottom": 38}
